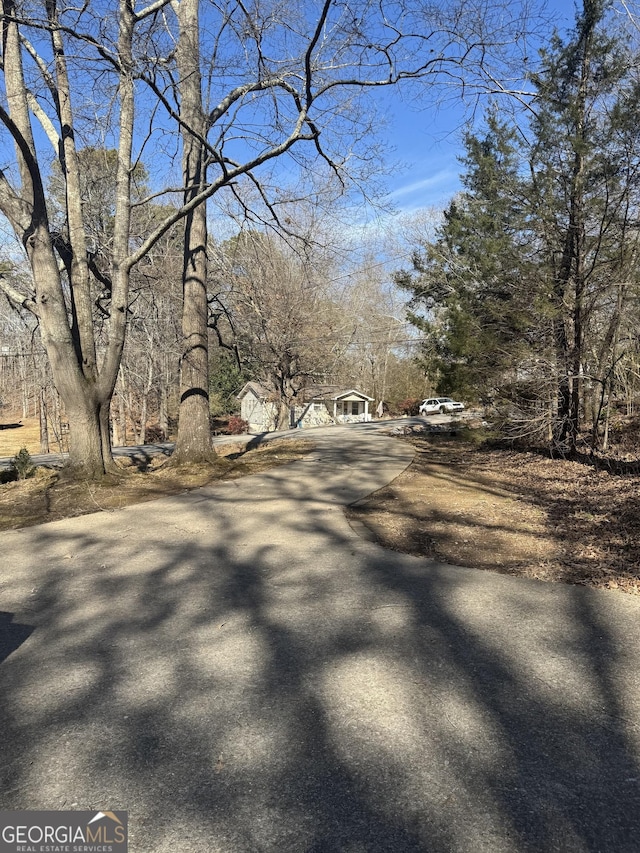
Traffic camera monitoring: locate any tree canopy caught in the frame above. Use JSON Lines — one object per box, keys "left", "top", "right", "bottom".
{"left": 399, "top": 0, "right": 640, "bottom": 448}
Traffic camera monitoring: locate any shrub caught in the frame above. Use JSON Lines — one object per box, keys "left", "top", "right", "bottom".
{"left": 398, "top": 398, "right": 421, "bottom": 416}
{"left": 11, "top": 447, "right": 35, "bottom": 480}
{"left": 227, "top": 415, "right": 249, "bottom": 435}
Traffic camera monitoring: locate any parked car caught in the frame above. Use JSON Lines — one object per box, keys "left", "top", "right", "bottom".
{"left": 419, "top": 397, "right": 465, "bottom": 415}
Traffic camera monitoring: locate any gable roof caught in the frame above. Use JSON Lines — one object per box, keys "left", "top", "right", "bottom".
{"left": 313, "top": 388, "right": 374, "bottom": 402}
{"left": 236, "top": 381, "right": 272, "bottom": 400}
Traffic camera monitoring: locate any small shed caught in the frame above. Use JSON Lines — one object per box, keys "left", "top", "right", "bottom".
{"left": 236, "top": 382, "right": 279, "bottom": 434}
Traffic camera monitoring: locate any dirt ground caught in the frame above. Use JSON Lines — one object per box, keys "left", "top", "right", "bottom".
{"left": 347, "top": 428, "right": 640, "bottom": 595}
{"left": 0, "top": 438, "right": 312, "bottom": 531}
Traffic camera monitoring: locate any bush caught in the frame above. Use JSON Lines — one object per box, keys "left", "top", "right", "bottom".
{"left": 11, "top": 447, "right": 35, "bottom": 480}
{"left": 398, "top": 398, "right": 421, "bottom": 416}
{"left": 227, "top": 415, "right": 249, "bottom": 435}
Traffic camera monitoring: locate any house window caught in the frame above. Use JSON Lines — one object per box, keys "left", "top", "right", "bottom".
{"left": 351, "top": 401, "right": 360, "bottom": 415}
{"left": 313, "top": 402, "right": 323, "bottom": 411}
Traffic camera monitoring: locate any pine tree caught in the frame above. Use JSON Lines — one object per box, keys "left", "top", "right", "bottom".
{"left": 401, "top": 0, "right": 640, "bottom": 446}
{"left": 398, "top": 113, "right": 546, "bottom": 405}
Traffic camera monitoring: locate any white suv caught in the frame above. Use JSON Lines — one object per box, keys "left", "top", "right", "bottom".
{"left": 419, "top": 397, "right": 465, "bottom": 415}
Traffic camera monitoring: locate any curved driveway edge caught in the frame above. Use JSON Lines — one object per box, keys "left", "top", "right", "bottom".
{"left": 1, "top": 427, "right": 640, "bottom": 852}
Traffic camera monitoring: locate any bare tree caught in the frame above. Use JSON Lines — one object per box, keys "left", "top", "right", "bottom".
{"left": 155, "top": 0, "right": 536, "bottom": 458}
{"left": 0, "top": 0, "right": 538, "bottom": 474}
{"left": 212, "top": 229, "right": 348, "bottom": 427}
{"left": 0, "top": 1, "right": 211, "bottom": 474}
{"left": 0, "top": 0, "right": 172, "bottom": 477}
{"left": 335, "top": 256, "right": 418, "bottom": 403}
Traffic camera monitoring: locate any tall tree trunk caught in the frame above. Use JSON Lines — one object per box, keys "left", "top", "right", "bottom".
{"left": 30, "top": 227, "right": 107, "bottom": 477}
{"left": 159, "top": 367, "right": 169, "bottom": 440}
{"left": 0, "top": 0, "right": 137, "bottom": 478}
{"left": 172, "top": 0, "right": 213, "bottom": 463}
{"left": 552, "top": 4, "right": 595, "bottom": 449}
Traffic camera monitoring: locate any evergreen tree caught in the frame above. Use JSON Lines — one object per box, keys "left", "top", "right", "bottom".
{"left": 397, "top": 114, "right": 546, "bottom": 404}
{"left": 209, "top": 349, "right": 248, "bottom": 416}
{"left": 401, "top": 0, "right": 640, "bottom": 446}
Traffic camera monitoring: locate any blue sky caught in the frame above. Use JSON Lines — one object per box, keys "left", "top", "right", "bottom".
{"left": 382, "top": 108, "right": 469, "bottom": 213}
{"left": 378, "top": 0, "right": 579, "bottom": 214}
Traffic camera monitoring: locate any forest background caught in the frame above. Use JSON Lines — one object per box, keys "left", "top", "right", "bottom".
{"left": 1, "top": 0, "right": 638, "bottom": 476}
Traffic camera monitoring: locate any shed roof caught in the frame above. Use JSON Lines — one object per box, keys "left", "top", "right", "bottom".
{"left": 236, "top": 381, "right": 272, "bottom": 400}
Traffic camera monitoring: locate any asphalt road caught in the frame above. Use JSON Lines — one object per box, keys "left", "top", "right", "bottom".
{"left": 1, "top": 422, "right": 639, "bottom": 852}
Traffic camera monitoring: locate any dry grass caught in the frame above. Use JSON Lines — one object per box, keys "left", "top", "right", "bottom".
{"left": 0, "top": 418, "right": 47, "bottom": 457}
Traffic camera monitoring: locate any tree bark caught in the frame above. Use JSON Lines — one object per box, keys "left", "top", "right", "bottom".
{"left": 172, "top": 0, "right": 214, "bottom": 463}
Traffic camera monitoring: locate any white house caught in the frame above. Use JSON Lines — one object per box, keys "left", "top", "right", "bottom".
{"left": 237, "top": 383, "right": 374, "bottom": 433}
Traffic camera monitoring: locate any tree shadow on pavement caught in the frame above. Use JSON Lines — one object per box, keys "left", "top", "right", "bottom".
{"left": 0, "top": 435, "right": 639, "bottom": 852}
{"left": 0, "top": 612, "right": 33, "bottom": 665}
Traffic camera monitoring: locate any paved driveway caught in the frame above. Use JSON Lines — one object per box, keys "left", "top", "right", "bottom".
{"left": 1, "top": 427, "right": 639, "bottom": 852}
